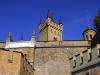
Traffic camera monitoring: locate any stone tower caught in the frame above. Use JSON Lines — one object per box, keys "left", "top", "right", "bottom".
{"left": 83, "top": 25, "right": 96, "bottom": 40}
{"left": 39, "top": 11, "right": 63, "bottom": 41}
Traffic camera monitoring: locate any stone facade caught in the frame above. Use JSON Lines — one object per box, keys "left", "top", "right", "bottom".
{"left": 69, "top": 44, "right": 100, "bottom": 75}
{"left": 0, "top": 49, "right": 34, "bottom": 75}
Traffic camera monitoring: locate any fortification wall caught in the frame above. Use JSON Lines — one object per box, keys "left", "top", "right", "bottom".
{"left": 36, "top": 40, "right": 90, "bottom": 47}
{"left": 34, "top": 40, "right": 90, "bottom": 75}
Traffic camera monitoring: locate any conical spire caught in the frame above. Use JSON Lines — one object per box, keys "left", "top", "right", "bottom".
{"left": 59, "top": 16, "right": 62, "bottom": 24}
{"left": 6, "top": 32, "right": 13, "bottom": 42}
{"left": 39, "top": 16, "right": 43, "bottom": 24}
{"left": 47, "top": 10, "right": 52, "bottom": 18}
{"left": 31, "top": 30, "right": 36, "bottom": 42}
{"left": 46, "top": 10, "right": 55, "bottom": 22}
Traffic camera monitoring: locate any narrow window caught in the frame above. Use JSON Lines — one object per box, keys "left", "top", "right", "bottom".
{"left": 88, "top": 48, "right": 92, "bottom": 62}
{"left": 80, "top": 56, "right": 83, "bottom": 65}
{"left": 80, "top": 53, "right": 83, "bottom": 65}
{"left": 88, "top": 53, "right": 92, "bottom": 62}
{"left": 73, "top": 57, "right": 76, "bottom": 68}
{"left": 90, "top": 34, "right": 93, "bottom": 40}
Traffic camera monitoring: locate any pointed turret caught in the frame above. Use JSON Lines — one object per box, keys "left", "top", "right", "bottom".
{"left": 6, "top": 32, "right": 13, "bottom": 42}
{"left": 47, "top": 10, "right": 52, "bottom": 19}
{"left": 46, "top": 10, "right": 55, "bottom": 22}
{"left": 59, "top": 16, "right": 63, "bottom": 25}
{"left": 83, "top": 24, "right": 96, "bottom": 40}
{"left": 39, "top": 16, "right": 44, "bottom": 24}
{"left": 31, "top": 30, "right": 36, "bottom": 43}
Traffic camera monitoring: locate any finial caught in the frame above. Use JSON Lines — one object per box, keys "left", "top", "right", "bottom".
{"left": 32, "top": 30, "right": 35, "bottom": 37}
{"left": 86, "top": 24, "right": 92, "bottom": 30}
{"left": 47, "top": 9, "right": 52, "bottom": 18}
{"left": 59, "top": 16, "right": 62, "bottom": 24}
{"left": 31, "top": 30, "right": 36, "bottom": 42}
{"left": 6, "top": 32, "right": 12, "bottom": 42}
{"left": 8, "top": 32, "right": 11, "bottom": 38}
{"left": 39, "top": 16, "right": 43, "bottom": 24}
{"left": 47, "top": 10, "right": 54, "bottom": 20}
{"left": 20, "top": 33, "right": 24, "bottom": 41}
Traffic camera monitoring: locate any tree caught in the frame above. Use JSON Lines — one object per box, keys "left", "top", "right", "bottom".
{"left": 94, "top": 10, "right": 100, "bottom": 31}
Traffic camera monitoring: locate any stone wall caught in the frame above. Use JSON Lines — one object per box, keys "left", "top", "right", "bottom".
{"left": 0, "top": 49, "right": 34, "bottom": 75}
{"left": 69, "top": 44, "right": 100, "bottom": 75}
{"left": 0, "top": 40, "right": 90, "bottom": 75}
{"left": 34, "top": 41, "right": 90, "bottom": 75}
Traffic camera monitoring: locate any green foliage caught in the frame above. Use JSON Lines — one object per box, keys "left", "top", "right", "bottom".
{"left": 94, "top": 11, "right": 100, "bottom": 29}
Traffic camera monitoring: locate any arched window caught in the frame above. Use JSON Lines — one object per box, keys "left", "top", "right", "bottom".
{"left": 54, "top": 37, "right": 57, "bottom": 41}
{"left": 51, "top": 29, "right": 53, "bottom": 33}
{"left": 90, "top": 34, "right": 93, "bottom": 40}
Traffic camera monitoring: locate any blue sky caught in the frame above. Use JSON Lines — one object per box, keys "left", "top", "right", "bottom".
{"left": 0, "top": 0, "right": 100, "bottom": 41}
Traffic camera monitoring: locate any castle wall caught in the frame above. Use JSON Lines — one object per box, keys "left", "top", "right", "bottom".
{"left": 69, "top": 44, "right": 100, "bottom": 75}
{"left": 0, "top": 49, "right": 21, "bottom": 75}
{"left": 36, "top": 41, "right": 90, "bottom": 47}
{"left": 34, "top": 41, "right": 90, "bottom": 75}
{"left": 0, "top": 40, "right": 90, "bottom": 75}
{"left": 0, "top": 49, "right": 34, "bottom": 75}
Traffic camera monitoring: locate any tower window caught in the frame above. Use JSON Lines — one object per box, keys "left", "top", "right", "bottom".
{"left": 54, "top": 37, "right": 57, "bottom": 41}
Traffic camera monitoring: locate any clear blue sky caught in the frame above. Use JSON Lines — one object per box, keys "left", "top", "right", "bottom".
{"left": 0, "top": 0, "right": 100, "bottom": 41}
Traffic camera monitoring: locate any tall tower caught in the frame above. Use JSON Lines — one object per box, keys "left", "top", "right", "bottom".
{"left": 39, "top": 11, "right": 63, "bottom": 41}
{"left": 83, "top": 25, "right": 96, "bottom": 40}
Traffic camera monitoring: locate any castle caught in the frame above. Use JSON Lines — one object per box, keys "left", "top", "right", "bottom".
{"left": 0, "top": 11, "right": 100, "bottom": 75}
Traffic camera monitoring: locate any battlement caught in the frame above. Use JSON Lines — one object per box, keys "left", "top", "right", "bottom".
{"left": 36, "top": 40, "right": 90, "bottom": 48}
{"left": 39, "top": 18, "right": 63, "bottom": 32}
{"left": 69, "top": 44, "right": 100, "bottom": 73}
